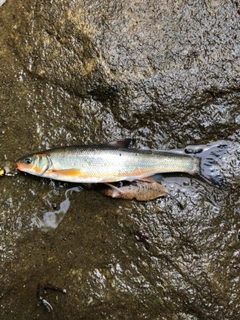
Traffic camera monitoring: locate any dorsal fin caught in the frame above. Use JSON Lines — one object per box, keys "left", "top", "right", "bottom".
{"left": 103, "top": 139, "right": 136, "bottom": 149}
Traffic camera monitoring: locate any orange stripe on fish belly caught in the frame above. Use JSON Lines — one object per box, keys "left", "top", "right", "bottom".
{"left": 49, "top": 169, "right": 110, "bottom": 180}
{"left": 48, "top": 168, "right": 152, "bottom": 181}
{"left": 49, "top": 169, "right": 83, "bottom": 177}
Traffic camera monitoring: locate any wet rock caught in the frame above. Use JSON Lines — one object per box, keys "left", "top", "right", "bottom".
{"left": 0, "top": 0, "right": 240, "bottom": 319}
{"left": 4, "top": 0, "right": 240, "bottom": 145}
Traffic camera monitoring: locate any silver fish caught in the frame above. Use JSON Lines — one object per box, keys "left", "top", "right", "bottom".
{"left": 16, "top": 139, "right": 228, "bottom": 188}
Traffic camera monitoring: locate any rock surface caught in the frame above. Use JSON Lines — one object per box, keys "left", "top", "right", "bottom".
{"left": 0, "top": 0, "right": 239, "bottom": 319}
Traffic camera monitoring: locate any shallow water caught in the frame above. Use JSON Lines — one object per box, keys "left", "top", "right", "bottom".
{"left": 0, "top": 1, "right": 240, "bottom": 319}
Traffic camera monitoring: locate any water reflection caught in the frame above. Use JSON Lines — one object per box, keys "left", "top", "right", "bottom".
{"left": 31, "top": 186, "right": 82, "bottom": 230}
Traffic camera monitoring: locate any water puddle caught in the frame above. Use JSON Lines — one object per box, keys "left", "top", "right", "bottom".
{"left": 30, "top": 186, "right": 83, "bottom": 230}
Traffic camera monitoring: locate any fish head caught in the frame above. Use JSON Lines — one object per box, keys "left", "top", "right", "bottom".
{"left": 16, "top": 153, "right": 50, "bottom": 176}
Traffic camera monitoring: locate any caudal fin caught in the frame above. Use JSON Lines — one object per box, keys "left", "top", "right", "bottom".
{"left": 187, "top": 141, "right": 228, "bottom": 189}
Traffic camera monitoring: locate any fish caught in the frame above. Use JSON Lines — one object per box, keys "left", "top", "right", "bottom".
{"left": 16, "top": 139, "right": 228, "bottom": 189}
{"left": 99, "top": 180, "right": 169, "bottom": 201}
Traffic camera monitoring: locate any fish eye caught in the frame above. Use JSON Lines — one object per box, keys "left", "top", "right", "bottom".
{"left": 25, "top": 157, "right": 32, "bottom": 164}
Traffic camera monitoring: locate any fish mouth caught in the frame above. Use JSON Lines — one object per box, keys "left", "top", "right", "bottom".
{"left": 16, "top": 161, "right": 23, "bottom": 170}
{"left": 16, "top": 161, "right": 34, "bottom": 172}
{"left": 16, "top": 161, "right": 28, "bottom": 172}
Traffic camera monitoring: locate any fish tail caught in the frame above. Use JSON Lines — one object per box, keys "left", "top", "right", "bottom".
{"left": 190, "top": 141, "right": 228, "bottom": 189}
